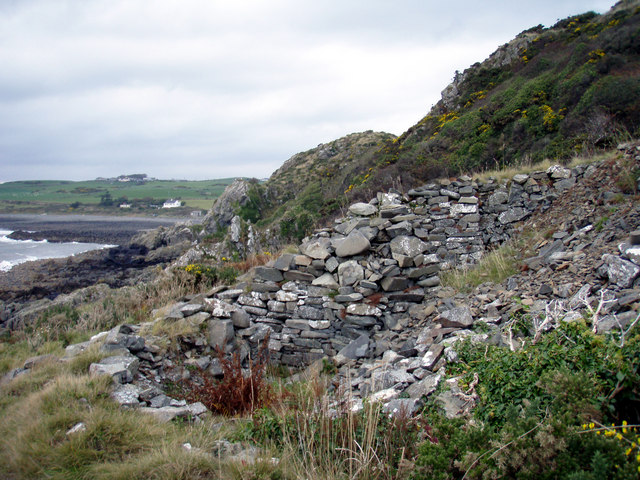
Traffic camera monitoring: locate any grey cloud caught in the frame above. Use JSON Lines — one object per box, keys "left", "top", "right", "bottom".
{"left": 0, "top": 0, "right": 615, "bottom": 181}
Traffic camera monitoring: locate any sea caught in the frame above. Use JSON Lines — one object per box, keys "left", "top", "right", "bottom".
{"left": 0, "top": 229, "right": 115, "bottom": 272}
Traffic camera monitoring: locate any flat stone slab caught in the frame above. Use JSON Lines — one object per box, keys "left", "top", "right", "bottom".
{"left": 599, "top": 254, "right": 640, "bottom": 288}
{"left": 390, "top": 235, "right": 429, "bottom": 257}
{"left": 349, "top": 202, "right": 377, "bottom": 216}
{"left": 111, "top": 383, "right": 141, "bottom": 407}
{"left": 139, "top": 402, "right": 208, "bottom": 423}
{"left": 437, "top": 307, "right": 474, "bottom": 328}
{"left": 254, "top": 266, "right": 284, "bottom": 282}
{"left": 335, "top": 334, "right": 370, "bottom": 364}
{"left": 89, "top": 355, "right": 140, "bottom": 384}
{"left": 311, "top": 272, "right": 339, "bottom": 289}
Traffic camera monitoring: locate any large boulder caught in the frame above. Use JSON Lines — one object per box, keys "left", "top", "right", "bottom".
{"left": 335, "top": 230, "right": 371, "bottom": 257}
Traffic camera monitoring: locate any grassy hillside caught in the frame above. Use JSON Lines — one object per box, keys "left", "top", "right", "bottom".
{"left": 0, "top": 178, "right": 239, "bottom": 215}
{"left": 351, "top": 2, "right": 640, "bottom": 194}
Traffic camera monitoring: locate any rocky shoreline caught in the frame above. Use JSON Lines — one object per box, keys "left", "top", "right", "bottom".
{"left": 0, "top": 214, "right": 199, "bottom": 327}
{"left": 0, "top": 213, "right": 189, "bottom": 244}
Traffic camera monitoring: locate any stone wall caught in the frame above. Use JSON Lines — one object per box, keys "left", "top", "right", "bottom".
{"left": 198, "top": 162, "right": 597, "bottom": 367}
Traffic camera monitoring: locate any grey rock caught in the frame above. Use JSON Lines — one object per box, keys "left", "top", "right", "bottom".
{"left": 207, "top": 319, "right": 235, "bottom": 350}
{"left": 380, "top": 204, "right": 410, "bottom": 218}
{"left": 547, "top": 165, "right": 572, "bottom": 179}
{"left": 370, "top": 369, "right": 415, "bottom": 391}
{"left": 451, "top": 203, "right": 478, "bottom": 215}
{"left": 217, "top": 289, "right": 244, "bottom": 300}
{"left": 231, "top": 309, "right": 251, "bottom": 328}
{"left": 440, "top": 188, "right": 461, "bottom": 200}
{"left": 254, "top": 266, "right": 284, "bottom": 282}
{"left": 381, "top": 276, "right": 410, "bottom": 292}
{"left": 346, "top": 304, "right": 382, "bottom": 317}
{"left": 149, "top": 394, "right": 173, "bottom": 408}
{"left": 338, "top": 260, "right": 364, "bottom": 286}
{"left": 335, "top": 334, "right": 370, "bottom": 364}
{"left": 390, "top": 235, "right": 429, "bottom": 257}
{"left": 110, "top": 384, "right": 141, "bottom": 407}
{"left": 422, "top": 343, "right": 444, "bottom": 370}
{"left": 349, "top": 202, "right": 377, "bottom": 216}
{"left": 512, "top": 173, "right": 529, "bottom": 184}
{"left": 437, "top": 307, "right": 474, "bottom": 328}
{"left": 599, "top": 254, "right": 640, "bottom": 288}
{"left": 554, "top": 177, "right": 576, "bottom": 191}
{"left": 180, "top": 303, "right": 204, "bottom": 317}
{"left": 312, "top": 273, "right": 339, "bottom": 289}
{"left": 335, "top": 230, "right": 371, "bottom": 257}
{"left": 296, "top": 305, "right": 324, "bottom": 320}
{"left": 300, "top": 238, "right": 331, "bottom": 260}
{"left": 325, "top": 256, "right": 340, "bottom": 273}
{"left": 334, "top": 292, "right": 364, "bottom": 302}
{"left": 283, "top": 271, "right": 316, "bottom": 283}
{"left": 139, "top": 403, "right": 207, "bottom": 423}
{"left": 386, "top": 221, "right": 413, "bottom": 238}
{"left": 487, "top": 190, "right": 509, "bottom": 206}
{"left": 206, "top": 298, "right": 237, "bottom": 318}
{"left": 384, "top": 398, "right": 423, "bottom": 416}
{"left": 89, "top": 355, "right": 140, "bottom": 384}
{"left": 620, "top": 243, "right": 640, "bottom": 266}
{"left": 273, "top": 253, "right": 296, "bottom": 271}
{"left": 405, "top": 373, "right": 442, "bottom": 399}
{"left": 498, "top": 208, "right": 530, "bottom": 225}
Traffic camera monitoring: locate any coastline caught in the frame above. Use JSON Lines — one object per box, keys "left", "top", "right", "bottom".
{"left": 0, "top": 214, "right": 196, "bottom": 326}
{"left": 0, "top": 213, "right": 193, "bottom": 244}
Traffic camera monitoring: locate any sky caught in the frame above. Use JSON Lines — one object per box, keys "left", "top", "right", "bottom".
{"left": 0, "top": 0, "right": 616, "bottom": 182}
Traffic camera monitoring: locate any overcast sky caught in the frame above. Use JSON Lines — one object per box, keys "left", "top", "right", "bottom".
{"left": 0, "top": 0, "right": 615, "bottom": 182}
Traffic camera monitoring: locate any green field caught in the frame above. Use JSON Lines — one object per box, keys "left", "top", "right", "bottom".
{"left": 0, "top": 178, "right": 239, "bottom": 215}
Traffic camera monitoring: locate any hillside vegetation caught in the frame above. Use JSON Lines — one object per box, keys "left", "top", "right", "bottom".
{"left": 219, "top": 2, "right": 640, "bottom": 244}
{"left": 367, "top": 2, "right": 640, "bottom": 190}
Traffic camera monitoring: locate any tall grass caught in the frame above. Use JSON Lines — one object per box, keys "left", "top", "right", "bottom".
{"left": 0, "top": 352, "right": 231, "bottom": 480}
{"left": 441, "top": 243, "right": 520, "bottom": 293}
{"left": 472, "top": 150, "right": 613, "bottom": 183}
{"left": 245, "top": 374, "right": 425, "bottom": 480}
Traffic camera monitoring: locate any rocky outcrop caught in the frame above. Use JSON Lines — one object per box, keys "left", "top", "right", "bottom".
{"left": 201, "top": 179, "right": 251, "bottom": 235}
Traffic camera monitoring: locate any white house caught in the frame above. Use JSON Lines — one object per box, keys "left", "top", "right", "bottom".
{"left": 162, "top": 199, "right": 182, "bottom": 208}
{"left": 119, "top": 203, "right": 132, "bottom": 209}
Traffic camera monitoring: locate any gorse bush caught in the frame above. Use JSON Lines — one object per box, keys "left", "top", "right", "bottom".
{"left": 182, "top": 263, "right": 239, "bottom": 286}
{"left": 449, "top": 321, "right": 640, "bottom": 426}
{"left": 411, "top": 320, "right": 640, "bottom": 479}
